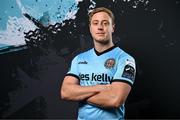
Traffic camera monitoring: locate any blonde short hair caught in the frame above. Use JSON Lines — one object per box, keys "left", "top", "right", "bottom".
{"left": 89, "top": 7, "right": 115, "bottom": 25}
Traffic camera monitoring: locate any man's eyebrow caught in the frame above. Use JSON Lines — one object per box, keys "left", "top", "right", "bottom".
{"left": 92, "top": 20, "right": 99, "bottom": 22}
{"left": 102, "top": 20, "right": 109, "bottom": 22}
{"left": 92, "top": 20, "right": 109, "bottom": 22}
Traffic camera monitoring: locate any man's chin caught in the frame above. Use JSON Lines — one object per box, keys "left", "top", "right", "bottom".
{"left": 94, "top": 39, "right": 110, "bottom": 45}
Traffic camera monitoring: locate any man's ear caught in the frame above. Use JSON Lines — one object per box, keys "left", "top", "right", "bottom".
{"left": 112, "top": 24, "right": 115, "bottom": 33}
{"left": 89, "top": 24, "right": 92, "bottom": 33}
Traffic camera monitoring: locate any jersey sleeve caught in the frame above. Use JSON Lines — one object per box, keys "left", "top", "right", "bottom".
{"left": 112, "top": 55, "right": 136, "bottom": 86}
{"left": 66, "top": 55, "right": 80, "bottom": 80}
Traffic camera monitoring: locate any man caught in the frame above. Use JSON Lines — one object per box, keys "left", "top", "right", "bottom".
{"left": 61, "top": 7, "right": 136, "bottom": 120}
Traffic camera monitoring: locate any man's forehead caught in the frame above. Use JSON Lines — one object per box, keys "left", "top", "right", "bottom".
{"left": 91, "top": 12, "right": 111, "bottom": 21}
{"left": 92, "top": 12, "right": 110, "bottom": 18}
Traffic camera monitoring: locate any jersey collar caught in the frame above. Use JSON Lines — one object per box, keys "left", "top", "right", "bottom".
{"left": 94, "top": 45, "right": 116, "bottom": 56}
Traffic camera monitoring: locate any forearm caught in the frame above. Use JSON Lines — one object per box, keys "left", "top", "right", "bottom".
{"left": 61, "top": 84, "right": 106, "bottom": 101}
{"left": 86, "top": 83, "right": 130, "bottom": 108}
{"left": 87, "top": 91, "right": 121, "bottom": 108}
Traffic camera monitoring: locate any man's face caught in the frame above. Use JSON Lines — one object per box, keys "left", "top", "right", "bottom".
{"left": 90, "top": 12, "right": 115, "bottom": 44}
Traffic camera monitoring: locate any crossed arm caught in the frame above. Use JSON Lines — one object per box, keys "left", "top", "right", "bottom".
{"left": 60, "top": 75, "right": 131, "bottom": 108}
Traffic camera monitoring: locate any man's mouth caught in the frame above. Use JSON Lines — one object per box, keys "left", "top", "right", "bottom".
{"left": 96, "top": 33, "right": 105, "bottom": 35}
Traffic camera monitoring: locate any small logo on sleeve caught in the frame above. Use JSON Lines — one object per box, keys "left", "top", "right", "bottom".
{"left": 122, "top": 59, "right": 136, "bottom": 81}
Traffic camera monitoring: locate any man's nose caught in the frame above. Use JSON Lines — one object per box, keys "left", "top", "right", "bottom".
{"left": 97, "top": 24, "right": 103, "bottom": 30}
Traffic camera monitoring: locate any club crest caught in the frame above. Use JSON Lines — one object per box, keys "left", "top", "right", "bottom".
{"left": 104, "top": 58, "right": 115, "bottom": 69}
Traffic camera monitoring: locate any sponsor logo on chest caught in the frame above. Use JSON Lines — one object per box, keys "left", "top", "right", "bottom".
{"left": 79, "top": 73, "right": 113, "bottom": 82}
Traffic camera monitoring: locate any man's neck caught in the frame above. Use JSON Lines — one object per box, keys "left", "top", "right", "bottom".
{"left": 94, "top": 41, "right": 114, "bottom": 53}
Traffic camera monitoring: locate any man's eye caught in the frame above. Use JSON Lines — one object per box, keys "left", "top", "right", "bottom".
{"left": 93, "top": 22, "right": 98, "bottom": 25}
{"left": 103, "top": 22, "right": 109, "bottom": 26}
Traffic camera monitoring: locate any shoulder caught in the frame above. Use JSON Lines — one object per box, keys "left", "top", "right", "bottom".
{"left": 73, "top": 48, "right": 93, "bottom": 60}
{"left": 114, "top": 47, "right": 136, "bottom": 69}
{"left": 115, "top": 47, "right": 135, "bottom": 61}
{"left": 77, "top": 48, "right": 93, "bottom": 58}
